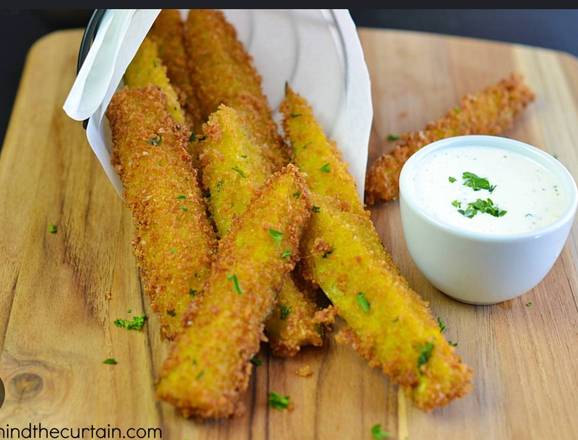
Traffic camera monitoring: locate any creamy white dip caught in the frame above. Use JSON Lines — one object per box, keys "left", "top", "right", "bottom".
{"left": 412, "top": 145, "right": 569, "bottom": 234}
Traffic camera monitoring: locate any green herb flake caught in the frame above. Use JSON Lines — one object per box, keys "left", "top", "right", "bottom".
{"left": 322, "top": 248, "right": 333, "bottom": 258}
{"left": 386, "top": 134, "right": 400, "bottom": 142}
{"left": 281, "top": 249, "right": 292, "bottom": 260}
{"left": 196, "top": 370, "right": 205, "bottom": 380}
{"left": 290, "top": 112, "right": 301, "bottom": 118}
{"left": 227, "top": 274, "right": 243, "bottom": 295}
{"left": 189, "top": 132, "right": 197, "bottom": 142}
{"left": 312, "top": 206, "right": 321, "bottom": 213}
{"left": 114, "top": 315, "right": 147, "bottom": 331}
{"left": 356, "top": 292, "right": 371, "bottom": 313}
{"left": 176, "top": 194, "right": 187, "bottom": 200}
{"left": 269, "top": 228, "right": 283, "bottom": 243}
{"left": 320, "top": 163, "right": 331, "bottom": 173}
{"left": 437, "top": 317, "right": 447, "bottom": 333}
{"left": 167, "top": 309, "right": 176, "bottom": 317}
{"left": 462, "top": 171, "right": 496, "bottom": 192}
{"left": 448, "top": 176, "right": 456, "bottom": 183}
{"left": 292, "top": 191, "right": 301, "bottom": 199}
{"left": 103, "top": 358, "right": 117, "bottom": 365}
{"left": 457, "top": 198, "right": 507, "bottom": 219}
{"left": 180, "top": 206, "right": 188, "bottom": 212}
{"left": 454, "top": 107, "right": 461, "bottom": 113}
{"left": 449, "top": 341, "right": 458, "bottom": 347}
{"left": 169, "top": 247, "right": 177, "bottom": 254}
{"left": 189, "top": 288, "right": 197, "bottom": 297}
{"left": 451, "top": 200, "right": 461, "bottom": 208}
{"left": 48, "top": 224, "right": 58, "bottom": 234}
{"left": 250, "top": 356, "right": 263, "bottom": 366}
{"left": 232, "top": 166, "right": 246, "bottom": 178}
{"left": 268, "top": 392, "right": 290, "bottom": 410}
{"left": 148, "top": 134, "right": 162, "bottom": 146}
{"left": 417, "top": 341, "right": 434, "bottom": 369}
{"left": 526, "top": 301, "right": 533, "bottom": 307}
{"left": 371, "top": 424, "right": 390, "bottom": 440}
{"left": 279, "top": 304, "right": 291, "bottom": 320}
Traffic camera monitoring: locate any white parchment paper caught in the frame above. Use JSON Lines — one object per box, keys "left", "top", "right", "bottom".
{"left": 64, "top": 9, "right": 372, "bottom": 198}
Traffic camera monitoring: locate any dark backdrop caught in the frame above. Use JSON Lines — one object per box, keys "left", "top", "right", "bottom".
{"left": 1, "top": 9, "right": 577, "bottom": 146}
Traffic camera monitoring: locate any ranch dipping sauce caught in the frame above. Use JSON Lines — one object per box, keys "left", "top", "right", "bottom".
{"left": 412, "top": 145, "right": 570, "bottom": 235}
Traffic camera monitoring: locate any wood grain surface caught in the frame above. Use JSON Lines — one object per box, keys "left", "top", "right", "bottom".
{"left": 0, "top": 28, "right": 577, "bottom": 440}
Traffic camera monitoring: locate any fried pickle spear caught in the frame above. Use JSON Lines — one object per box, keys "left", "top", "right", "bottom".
{"left": 124, "top": 37, "right": 186, "bottom": 125}
{"left": 199, "top": 105, "right": 333, "bottom": 356}
{"left": 148, "top": 9, "right": 203, "bottom": 131}
{"left": 281, "top": 87, "right": 472, "bottom": 410}
{"left": 365, "top": 74, "right": 535, "bottom": 204}
{"left": 107, "top": 86, "right": 216, "bottom": 339}
{"left": 157, "top": 165, "right": 311, "bottom": 418}
{"left": 183, "top": 9, "right": 288, "bottom": 169}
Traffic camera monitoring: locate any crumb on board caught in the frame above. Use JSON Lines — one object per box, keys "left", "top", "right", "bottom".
{"left": 296, "top": 365, "right": 313, "bottom": 377}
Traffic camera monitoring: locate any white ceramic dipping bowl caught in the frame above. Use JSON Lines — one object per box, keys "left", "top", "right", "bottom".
{"left": 399, "top": 135, "right": 578, "bottom": 305}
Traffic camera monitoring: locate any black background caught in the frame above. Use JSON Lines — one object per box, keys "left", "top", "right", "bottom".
{"left": 1, "top": 9, "right": 577, "bottom": 146}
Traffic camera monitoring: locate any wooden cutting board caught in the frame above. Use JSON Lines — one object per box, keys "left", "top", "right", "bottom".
{"left": 1, "top": 28, "right": 577, "bottom": 440}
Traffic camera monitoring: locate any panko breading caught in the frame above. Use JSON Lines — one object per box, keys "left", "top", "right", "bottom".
{"left": 183, "top": 9, "right": 288, "bottom": 169}
{"left": 302, "top": 195, "right": 472, "bottom": 410}
{"left": 281, "top": 90, "right": 472, "bottom": 410}
{"left": 124, "top": 37, "right": 186, "bottom": 126}
{"left": 157, "top": 165, "right": 311, "bottom": 418}
{"left": 148, "top": 9, "right": 204, "bottom": 132}
{"left": 199, "top": 106, "right": 333, "bottom": 356}
{"left": 281, "top": 85, "right": 365, "bottom": 216}
{"left": 107, "top": 86, "right": 216, "bottom": 340}
{"left": 365, "top": 74, "right": 535, "bottom": 204}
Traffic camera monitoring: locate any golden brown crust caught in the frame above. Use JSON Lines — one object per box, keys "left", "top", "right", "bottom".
{"left": 365, "top": 74, "right": 535, "bottom": 204}
{"left": 183, "top": 9, "right": 289, "bottom": 169}
{"left": 107, "top": 86, "right": 216, "bottom": 339}
{"left": 149, "top": 9, "right": 204, "bottom": 132}
{"left": 157, "top": 165, "right": 311, "bottom": 418}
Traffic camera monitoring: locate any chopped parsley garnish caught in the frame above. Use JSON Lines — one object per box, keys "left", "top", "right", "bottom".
{"left": 269, "top": 228, "right": 283, "bottom": 243}
{"left": 449, "top": 341, "right": 458, "bottom": 347}
{"left": 180, "top": 206, "right": 188, "bottom": 212}
{"left": 371, "top": 424, "right": 390, "bottom": 439}
{"left": 196, "top": 370, "right": 205, "bottom": 380}
{"left": 279, "top": 304, "right": 291, "bottom": 320}
{"left": 169, "top": 247, "right": 177, "bottom": 254}
{"left": 448, "top": 176, "right": 456, "bottom": 183}
{"left": 250, "top": 356, "right": 263, "bottom": 366}
{"left": 167, "top": 309, "right": 176, "bottom": 317}
{"left": 386, "top": 134, "right": 400, "bottom": 142}
{"left": 189, "top": 288, "right": 197, "bottom": 297}
{"left": 290, "top": 112, "right": 302, "bottom": 118}
{"left": 417, "top": 342, "right": 434, "bottom": 368}
{"left": 114, "top": 315, "right": 147, "bottom": 331}
{"left": 312, "top": 206, "right": 321, "bottom": 213}
{"left": 189, "top": 132, "right": 197, "bottom": 142}
{"left": 281, "top": 249, "right": 292, "bottom": 260}
{"left": 322, "top": 248, "right": 333, "bottom": 258}
{"left": 227, "top": 274, "right": 243, "bottom": 295}
{"left": 103, "top": 358, "right": 117, "bottom": 365}
{"left": 451, "top": 200, "right": 461, "bottom": 208}
{"left": 437, "top": 317, "right": 447, "bottom": 333}
{"left": 526, "top": 301, "right": 533, "bottom": 307}
{"left": 48, "top": 224, "right": 58, "bottom": 234}
{"left": 454, "top": 107, "right": 461, "bottom": 113}
{"left": 320, "top": 163, "right": 331, "bottom": 173}
{"left": 148, "top": 134, "right": 162, "bottom": 146}
{"left": 462, "top": 171, "right": 496, "bottom": 192}
{"left": 457, "top": 198, "right": 507, "bottom": 219}
{"left": 292, "top": 191, "right": 301, "bottom": 199}
{"left": 232, "top": 166, "right": 246, "bottom": 178}
{"left": 356, "top": 292, "right": 370, "bottom": 313}
{"left": 176, "top": 194, "right": 187, "bottom": 200}
{"left": 268, "top": 392, "right": 290, "bottom": 410}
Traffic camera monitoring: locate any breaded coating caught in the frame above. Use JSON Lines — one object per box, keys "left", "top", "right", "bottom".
{"left": 365, "top": 74, "right": 535, "bottom": 204}
{"left": 281, "top": 91, "right": 472, "bottom": 410}
{"left": 183, "top": 9, "right": 288, "bottom": 169}
{"left": 199, "top": 106, "right": 333, "bottom": 356}
{"left": 281, "top": 85, "right": 365, "bottom": 216}
{"left": 302, "top": 195, "right": 472, "bottom": 410}
{"left": 148, "top": 9, "right": 203, "bottom": 131}
{"left": 124, "top": 37, "right": 186, "bottom": 125}
{"left": 157, "top": 165, "right": 311, "bottom": 418}
{"left": 107, "top": 86, "right": 216, "bottom": 340}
